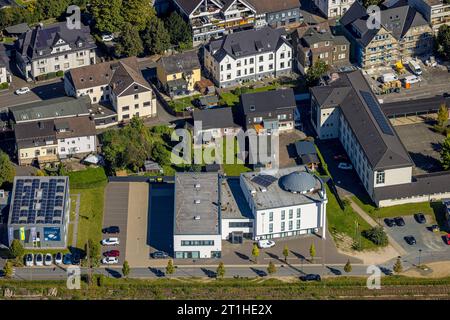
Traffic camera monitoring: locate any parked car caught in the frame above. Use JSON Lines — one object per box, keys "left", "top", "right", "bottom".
{"left": 384, "top": 218, "right": 396, "bottom": 227}
{"left": 414, "top": 213, "right": 426, "bottom": 224}
{"left": 445, "top": 234, "right": 450, "bottom": 245}
{"left": 35, "top": 253, "right": 44, "bottom": 266}
{"left": 300, "top": 274, "right": 321, "bottom": 282}
{"left": 102, "top": 257, "right": 119, "bottom": 264}
{"left": 103, "top": 250, "right": 120, "bottom": 257}
{"left": 55, "top": 252, "right": 63, "bottom": 265}
{"left": 102, "top": 226, "right": 120, "bottom": 234}
{"left": 394, "top": 217, "right": 405, "bottom": 226}
{"left": 338, "top": 162, "right": 353, "bottom": 170}
{"left": 379, "top": 73, "right": 398, "bottom": 83}
{"left": 72, "top": 252, "right": 81, "bottom": 265}
{"left": 44, "top": 253, "right": 53, "bottom": 266}
{"left": 151, "top": 251, "right": 169, "bottom": 259}
{"left": 101, "top": 237, "right": 120, "bottom": 246}
{"left": 402, "top": 75, "right": 421, "bottom": 85}
{"left": 15, "top": 87, "right": 31, "bottom": 95}
{"left": 101, "top": 33, "right": 114, "bottom": 42}
{"left": 25, "top": 253, "right": 34, "bottom": 267}
{"left": 404, "top": 235, "right": 417, "bottom": 245}
{"left": 257, "top": 240, "right": 275, "bottom": 249}
{"left": 63, "top": 253, "right": 72, "bottom": 265}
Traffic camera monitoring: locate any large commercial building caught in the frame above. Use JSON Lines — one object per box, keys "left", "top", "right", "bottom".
{"left": 341, "top": 1, "right": 433, "bottom": 69}
{"left": 240, "top": 166, "right": 328, "bottom": 240}
{"left": 7, "top": 176, "right": 70, "bottom": 249}
{"left": 15, "top": 22, "right": 96, "bottom": 81}
{"left": 204, "top": 26, "right": 293, "bottom": 88}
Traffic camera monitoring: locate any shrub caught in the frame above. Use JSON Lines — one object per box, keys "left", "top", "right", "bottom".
{"left": 56, "top": 70, "right": 64, "bottom": 77}
{"left": 362, "top": 226, "right": 388, "bottom": 246}
{"left": 0, "top": 82, "right": 9, "bottom": 90}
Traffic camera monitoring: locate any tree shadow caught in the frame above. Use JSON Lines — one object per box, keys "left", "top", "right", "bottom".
{"left": 250, "top": 267, "right": 267, "bottom": 277}
{"left": 379, "top": 266, "right": 393, "bottom": 276}
{"left": 201, "top": 268, "right": 217, "bottom": 278}
{"left": 266, "top": 252, "right": 285, "bottom": 265}
{"left": 290, "top": 250, "right": 306, "bottom": 261}
{"left": 234, "top": 251, "right": 249, "bottom": 261}
{"left": 326, "top": 266, "right": 342, "bottom": 275}
{"left": 105, "top": 268, "right": 122, "bottom": 278}
{"left": 149, "top": 267, "right": 165, "bottom": 277}
{"left": 430, "top": 201, "right": 450, "bottom": 233}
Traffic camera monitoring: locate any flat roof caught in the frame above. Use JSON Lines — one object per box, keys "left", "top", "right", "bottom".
{"left": 174, "top": 172, "right": 220, "bottom": 235}
{"left": 221, "top": 178, "right": 253, "bottom": 220}
{"left": 240, "top": 166, "right": 326, "bottom": 210}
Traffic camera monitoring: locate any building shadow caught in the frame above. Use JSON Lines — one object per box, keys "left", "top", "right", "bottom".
{"left": 30, "top": 80, "right": 66, "bottom": 100}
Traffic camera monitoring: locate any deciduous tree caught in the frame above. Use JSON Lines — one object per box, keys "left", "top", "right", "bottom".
{"left": 115, "top": 23, "right": 144, "bottom": 57}
{"left": 142, "top": 16, "right": 171, "bottom": 55}
{"left": 252, "top": 243, "right": 260, "bottom": 264}
{"left": 90, "top": 0, "right": 124, "bottom": 33}
{"left": 306, "top": 60, "right": 329, "bottom": 86}
{"left": 3, "top": 260, "right": 13, "bottom": 278}
{"left": 122, "top": 260, "right": 130, "bottom": 277}
{"left": 267, "top": 261, "right": 276, "bottom": 275}
{"left": 440, "top": 136, "right": 450, "bottom": 170}
{"left": 344, "top": 259, "right": 352, "bottom": 273}
{"left": 309, "top": 243, "right": 316, "bottom": 262}
{"left": 164, "top": 12, "right": 192, "bottom": 50}
{"left": 0, "top": 151, "right": 15, "bottom": 188}
{"left": 282, "top": 245, "right": 289, "bottom": 263}
{"left": 393, "top": 257, "right": 403, "bottom": 273}
{"left": 166, "top": 259, "right": 175, "bottom": 275}
{"left": 437, "top": 104, "right": 449, "bottom": 127}
{"left": 216, "top": 262, "right": 225, "bottom": 278}
{"left": 9, "top": 239, "right": 24, "bottom": 259}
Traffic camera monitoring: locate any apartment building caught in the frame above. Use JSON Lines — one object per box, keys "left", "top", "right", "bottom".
{"left": 192, "top": 107, "right": 240, "bottom": 145}
{"left": 156, "top": 50, "right": 201, "bottom": 98}
{"left": 246, "top": 0, "right": 302, "bottom": 29}
{"left": 65, "top": 57, "right": 156, "bottom": 123}
{"left": 314, "top": 0, "right": 356, "bottom": 18}
{"left": 310, "top": 71, "right": 414, "bottom": 204}
{"left": 15, "top": 22, "right": 96, "bottom": 81}
{"left": 173, "top": 0, "right": 256, "bottom": 45}
{"left": 173, "top": 172, "right": 222, "bottom": 259}
{"left": 240, "top": 166, "right": 328, "bottom": 240}
{"left": 341, "top": 1, "right": 433, "bottom": 69}
{"left": 409, "top": 0, "right": 450, "bottom": 33}
{"left": 54, "top": 116, "right": 96, "bottom": 159}
{"left": 239, "top": 88, "right": 296, "bottom": 133}
{"left": 291, "top": 24, "right": 350, "bottom": 74}
{"left": 204, "top": 26, "right": 293, "bottom": 88}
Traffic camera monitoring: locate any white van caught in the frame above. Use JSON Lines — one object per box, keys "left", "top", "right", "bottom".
{"left": 408, "top": 60, "right": 422, "bottom": 75}
{"left": 380, "top": 73, "right": 398, "bottom": 83}
{"left": 403, "top": 75, "right": 421, "bottom": 84}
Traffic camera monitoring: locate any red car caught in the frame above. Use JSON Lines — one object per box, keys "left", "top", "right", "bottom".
{"left": 445, "top": 234, "right": 450, "bottom": 245}
{"left": 103, "top": 250, "right": 120, "bottom": 257}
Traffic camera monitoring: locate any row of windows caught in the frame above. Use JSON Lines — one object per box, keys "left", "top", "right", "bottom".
{"left": 181, "top": 240, "right": 215, "bottom": 246}
{"left": 268, "top": 219, "right": 301, "bottom": 233}
{"left": 268, "top": 208, "right": 301, "bottom": 222}
{"left": 229, "top": 222, "right": 253, "bottom": 228}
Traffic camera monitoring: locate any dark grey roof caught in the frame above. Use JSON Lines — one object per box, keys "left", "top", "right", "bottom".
{"left": 173, "top": 0, "right": 203, "bottom": 15}
{"left": 310, "top": 71, "right": 413, "bottom": 170}
{"left": 207, "top": 26, "right": 290, "bottom": 61}
{"left": 0, "top": 0, "right": 17, "bottom": 9}
{"left": 245, "top": 0, "right": 300, "bottom": 14}
{"left": 381, "top": 95, "right": 449, "bottom": 117}
{"left": 280, "top": 171, "right": 317, "bottom": 193}
{"left": 5, "top": 23, "right": 30, "bottom": 35}
{"left": 240, "top": 88, "right": 296, "bottom": 115}
{"left": 158, "top": 50, "right": 200, "bottom": 75}
{"left": 341, "top": 1, "right": 429, "bottom": 46}
{"left": 295, "top": 141, "right": 317, "bottom": 156}
{"left": 193, "top": 107, "right": 237, "bottom": 130}
{"left": 16, "top": 22, "right": 96, "bottom": 62}
{"left": 301, "top": 154, "right": 319, "bottom": 165}
{"left": 11, "top": 96, "right": 90, "bottom": 123}
{"left": 14, "top": 120, "right": 56, "bottom": 149}
{"left": 300, "top": 27, "right": 349, "bottom": 48}
{"left": 374, "top": 171, "right": 450, "bottom": 202}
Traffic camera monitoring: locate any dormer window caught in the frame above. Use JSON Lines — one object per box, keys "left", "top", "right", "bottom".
{"left": 134, "top": 85, "right": 139, "bottom": 91}
{"left": 78, "top": 42, "right": 83, "bottom": 47}
{"left": 39, "top": 50, "right": 43, "bottom": 55}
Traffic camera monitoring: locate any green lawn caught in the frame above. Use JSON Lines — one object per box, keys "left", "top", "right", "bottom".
{"left": 68, "top": 167, "right": 108, "bottom": 189}
{"left": 326, "top": 186, "right": 380, "bottom": 250}
{"left": 219, "top": 84, "right": 283, "bottom": 107}
{"left": 351, "top": 194, "right": 435, "bottom": 219}
{"left": 168, "top": 94, "right": 201, "bottom": 112}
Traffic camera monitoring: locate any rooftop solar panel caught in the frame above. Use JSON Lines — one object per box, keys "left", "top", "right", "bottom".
{"left": 251, "top": 175, "right": 277, "bottom": 188}
{"left": 360, "top": 91, "right": 393, "bottom": 136}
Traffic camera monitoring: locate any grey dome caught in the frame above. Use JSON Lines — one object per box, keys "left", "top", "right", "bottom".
{"left": 280, "top": 172, "right": 316, "bottom": 194}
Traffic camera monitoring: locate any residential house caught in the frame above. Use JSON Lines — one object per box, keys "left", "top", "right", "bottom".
{"left": 239, "top": 88, "right": 296, "bottom": 133}
{"left": 294, "top": 140, "right": 320, "bottom": 170}
{"left": 340, "top": 1, "right": 433, "bottom": 69}
{"left": 204, "top": 26, "right": 293, "bottom": 88}
{"left": 291, "top": 23, "right": 350, "bottom": 73}
{"left": 156, "top": 50, "right": 201, "bottom": 97}
{"left": 54, "top": 116, "right": 97, "bottom": 159}
{"left": 64, "top": 57, "right": 156, "bottom": 123}
{"left": 409, "top": 0, "right": 450, "bottom": 33}
{"left": 239, "top": 166, "right": 328, "bottom": 240}
{"left": 192, "top": 107, "right": 239, "bottom": 144}
{"left": 245, "top": 0, "right": 302, "bottom": 29}
{"left": 173, "top": 0, "right": 256, "bottom": 45}
{"left": 15, "top": 22, "right": 96, "bottom": 81}
{"left": 313, "top": 0, "right": 356, "bottom": 18}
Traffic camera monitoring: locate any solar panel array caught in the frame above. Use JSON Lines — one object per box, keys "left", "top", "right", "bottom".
{"left": 251, "top": 175, "right": 277, "bottom": 188}
{"left": 360, "top": 91, "right": 394, "bottom": 136}
{"left": 10, "top": 178, "right": 67, "bottom": 225}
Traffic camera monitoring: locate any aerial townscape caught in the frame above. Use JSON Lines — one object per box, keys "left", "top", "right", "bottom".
{"left": 1, "top": 0, "right": 450, "bottom": 302}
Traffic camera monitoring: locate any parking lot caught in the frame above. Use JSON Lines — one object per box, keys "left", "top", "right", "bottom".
{"left": 394, "top": 121, "right": 444, "bottom": 175}
{"left": 384, "top": 215, "right": 448, "bottom": 254}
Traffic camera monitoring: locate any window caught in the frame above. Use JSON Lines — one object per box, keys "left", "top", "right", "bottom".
{"left": 227, "top": 63, "right": 231, "bottom": 70}
{"left": 289, "top": 209, "right": 293, "bottom": 219}
{"left": 269, "top": 64, "right": 273, "bottom": 70}
{"left": 296, "top": 219, "right": 300, "bottom": 229}
{"left": 122, "top": 114, "right": 130, "bottom": 120}
{"left": 259, "top": 56, "right": 263, "bottom": 62}
{"left": 269, "top": 212, "right": 273, "bottom": 222}
{"left": 181, "top": 240, "right": 214, "bottom": 246}
{"left": 237, "top": 61, "right": 241, "bottom": 67}
{"left": 253, "top": 117, "right": 262, "bottom": 122}
{"left": 278, "top": 114, "right": 287, "bottom": 120}
{"left": 122, "top": 106, "right": 130, "bottom": 111}
{"left": 143, "top": 101, "right": 151, "bottom": 107}
{"left": 237, "top": 70, "right": 241, "bottom": 76}
{"left": 280, "top": 53, "right": 285, "bottom": 59}
{"left": 249, "top": 67, "right": 254, "bottom": 74}
{"left": 249, "top": 58, "right": 254, "bottom": 64}
{"left": 280, "top": 62, "right": 285, "bottom": 68}
{"left": 281, "top": 210, "right": 285, "bottom": 220}
{"left": 134, "top": 104, "right": 139, "bottom": 109}
{"left": 376, "top": 171, "right": 385, "bottom": 184}
{"left": 229, "top": 222, "right": 253, "bottom": 228}
{"left": 269, "top": 53, "right": 274, "bottom": 60}
{"left": 296, "top": 208, "right": 301, "bottom": 218}
{"left": 288, "top": 221, "right": 293, "bottom": 230}
{"left": 61, "top": 147, "right": 65, "bottom": 152}
{"left": 259, "top": 66, "right": 263, "bottom": 72}
{"left": 134, "top": 94, "right": 139, "bottom": 99}
{"left": 269, "top": 223, "right": 273, "bottom": 233}
{"left": 281, "top": 222, "right": 285, "bottom": 231}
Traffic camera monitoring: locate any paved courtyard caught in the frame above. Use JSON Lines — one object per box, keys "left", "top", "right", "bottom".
{"left": 394, "top": 122, "right": 444, "bottom": 175}
{"left": 278, "top": 129, "right": 306, "bottom": 168}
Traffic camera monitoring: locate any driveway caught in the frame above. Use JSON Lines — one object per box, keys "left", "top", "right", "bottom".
{"left": 385, "top": 215, "right": 449, "bottom": 254}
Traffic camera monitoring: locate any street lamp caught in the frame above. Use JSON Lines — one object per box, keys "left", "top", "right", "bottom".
{"left": 418, "top": 249, "right": 422, "bottom": 268}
